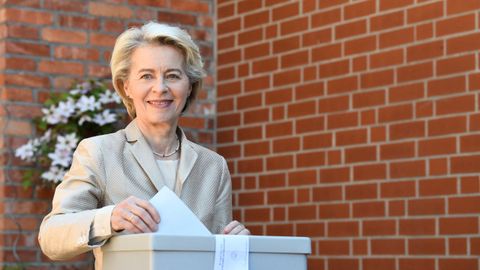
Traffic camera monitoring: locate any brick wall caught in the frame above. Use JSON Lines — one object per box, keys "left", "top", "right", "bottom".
{"left": 216, "top": 0, "right": 480, "bottom": 269}
{"left": 0, "top": 0, "right": 214, "bottom": 268}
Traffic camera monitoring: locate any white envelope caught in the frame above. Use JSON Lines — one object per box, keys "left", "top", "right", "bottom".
{"left": 149, "top": 186, "right": 211, "bottom": 236}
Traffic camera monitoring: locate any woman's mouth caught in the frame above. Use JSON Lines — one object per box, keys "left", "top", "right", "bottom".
{"left": 147, "top": 100, "right": 173, "bottom": 108}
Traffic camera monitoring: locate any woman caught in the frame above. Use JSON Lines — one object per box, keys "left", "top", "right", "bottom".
{"left": 39, "top": 22, "right": 249, "bottom": 269}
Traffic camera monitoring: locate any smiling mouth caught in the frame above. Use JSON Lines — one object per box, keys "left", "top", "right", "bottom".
{"left": 147, "top": 100, "right": 173, "bottom": 108}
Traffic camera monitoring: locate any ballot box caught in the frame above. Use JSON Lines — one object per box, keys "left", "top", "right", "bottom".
{"left": 102, "top": 234, "right": 311, "bottom": 270}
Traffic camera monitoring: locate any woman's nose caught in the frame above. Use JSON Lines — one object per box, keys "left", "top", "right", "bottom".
{"left": 153, "top": 78, "right": 169, "bottom": 93}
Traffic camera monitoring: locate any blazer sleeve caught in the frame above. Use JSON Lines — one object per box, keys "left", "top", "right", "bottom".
{"left": 38, "top": 138, "right": 112, "bottom": 260}
{"left": 211, "top": 157, "right": 233, "bottom": 234}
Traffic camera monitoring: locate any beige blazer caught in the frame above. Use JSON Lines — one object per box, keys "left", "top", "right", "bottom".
{"left": 38, "top": 120, "right": 232, "bottom": 269}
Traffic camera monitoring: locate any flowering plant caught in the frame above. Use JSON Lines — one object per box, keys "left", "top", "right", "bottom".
{"left": 15, "top": 80, "right": 124, "bottom": 186}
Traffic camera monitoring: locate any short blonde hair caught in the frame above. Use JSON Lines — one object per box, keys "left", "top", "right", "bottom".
{"left": 110, "top": 22, "right": 206, "bottom": 118}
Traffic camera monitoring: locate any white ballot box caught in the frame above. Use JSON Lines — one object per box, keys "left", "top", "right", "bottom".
{"left": 102, "top": 234, "right": 311, "bottom": 270}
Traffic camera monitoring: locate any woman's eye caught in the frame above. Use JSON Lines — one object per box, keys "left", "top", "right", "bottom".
{"left": 166, "top": 74, "right": 180, "bottom": 80}
{"left": 140, "top": 74, "right": 153, "bottom": 80}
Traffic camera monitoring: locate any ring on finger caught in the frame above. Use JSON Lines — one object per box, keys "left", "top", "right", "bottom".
{"left": 128, "top": 213, "right": 135, "bottom": 223}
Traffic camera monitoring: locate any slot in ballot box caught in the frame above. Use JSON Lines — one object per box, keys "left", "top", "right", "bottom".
{"left": 102, "top": 234, "right": 311, "bottom": 270}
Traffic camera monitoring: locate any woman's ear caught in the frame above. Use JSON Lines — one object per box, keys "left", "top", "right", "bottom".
{"left": 123, "top": 80, "right": 130, "bottom": 98}
{"left": 188, "top": 84, "right": 193, "bottom": 97}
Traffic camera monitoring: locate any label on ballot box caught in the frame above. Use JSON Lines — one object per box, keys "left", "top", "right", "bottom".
{"left": 214, "top": 235, "right": 249, "bottom": 270}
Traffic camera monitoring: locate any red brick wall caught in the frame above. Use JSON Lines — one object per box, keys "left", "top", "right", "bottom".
{"left": 0, "top": 0, "right": 213, "bottom": 268}
{"left": 216, "top": 0, "right": 480, "bottom": 269}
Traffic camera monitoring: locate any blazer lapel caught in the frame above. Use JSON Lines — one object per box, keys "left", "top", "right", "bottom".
{"left": 125, "top": 120, "right": 165, "bottom": 192}
{"left": 176, "top": 129, "right": 198, "bottom": 195}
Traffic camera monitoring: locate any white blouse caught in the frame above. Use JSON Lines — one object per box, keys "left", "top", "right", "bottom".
{"left": 155, "top": 159, "right": 179, "bottom": 191}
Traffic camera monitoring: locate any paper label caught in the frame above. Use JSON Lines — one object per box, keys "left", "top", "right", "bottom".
{"left": 214, "top": 235, "right": 249, "bottom": 270}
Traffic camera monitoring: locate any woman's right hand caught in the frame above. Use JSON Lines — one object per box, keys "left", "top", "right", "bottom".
{"left": 111, "top": 196, "right": 160, "bottom": 233}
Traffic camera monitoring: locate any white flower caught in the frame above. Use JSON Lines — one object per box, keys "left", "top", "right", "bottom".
{"left": 55, "top": 99, "right": 76, "bottom": 123}
{"left": 98, "top": 91, "right": 109, "bottom": 104}
{"left": 93, "top": 110, "right": 117, "bottom": 125}
{"left": 79, "top": 81, "right": 92, "bottom": 91}
{"left": 99, "top": 90, "right": 120, "bottom": 104}
{"left": 42, "top": 99, "right": 76, "bottom": 124}
{"left": 42, "top": 105, "right": 61, "bottom": 125}
{"left": 39, "top": 129, "right": 52, "bottom": 144}
{"left": 48, "top": 148, "right": 73, "bottom": 167}
{"left": 78, "top": 115, "right": 93, "bottom": 125}
{"left": 48, "top": 133, "right": 78, "bottom": 167}
{"left": 31, "top": 138, "right": 41, "bottom": 148}
{"left": 70, "top": 82, "right": 91, "bottom": 95}
{"left": 69, "top": 88, "right": 82, "bottom": 95}
{"left": 41, "top": 166, "right": 66, "bottom": 183}
{"left": 76, "top": 96, "right": 101, "bottom": 113}
{"left": 16, "top": 80, "right": 124, "bottom": 186}
{"left": 112, "top": 92, "right": 121, "bottom": 103}
{"left": 15, "top": 130, "right": 52, "bottom": 162}
{"left": 57, "top": 133, "right": 79, "bottom": 150}
{"left": 15, "top": 141, "right": 35, "bottom": 161}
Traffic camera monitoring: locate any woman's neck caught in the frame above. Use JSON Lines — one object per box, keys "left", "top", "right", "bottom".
{"left": 136, "top": 119, "right": 178, "bottom": 155}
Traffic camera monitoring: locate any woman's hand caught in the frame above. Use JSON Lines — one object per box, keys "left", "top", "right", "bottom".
{"left": 111, "top": 196, "right": 160, "bottom": 233}
{"left": 223, "top": 220, "right": 250, "bottom": 235}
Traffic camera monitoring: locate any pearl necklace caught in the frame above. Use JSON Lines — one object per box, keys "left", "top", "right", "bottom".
{"left": 152, "top": 136, "right": 180, "bottom": 158}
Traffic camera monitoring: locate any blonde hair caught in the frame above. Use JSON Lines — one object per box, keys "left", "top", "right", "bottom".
{"left": 110, "top": 22, "right": 206, "bottom": 118}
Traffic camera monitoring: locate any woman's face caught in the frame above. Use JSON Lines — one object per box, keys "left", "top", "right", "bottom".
{"left": 124, "top": 44, "right": 191, "bottom": 126}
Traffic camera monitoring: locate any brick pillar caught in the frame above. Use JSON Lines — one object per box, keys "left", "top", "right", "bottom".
{"left": 0, "top": 1, "right": 214, "bottom": 269}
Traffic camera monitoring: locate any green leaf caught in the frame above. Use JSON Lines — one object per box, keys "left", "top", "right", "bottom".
{"left": 38, "top": 120, "right": 47, "bottom": 131}
{"left": 22, "top": 170, "right": 34, "bottom": 189}
{"left": 44, "top": 98, "right": 54, "bottom": 106}
{"left": 59, "top": 92, "right": 69, "bottom": 101}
